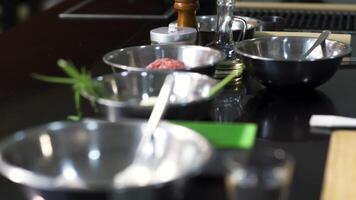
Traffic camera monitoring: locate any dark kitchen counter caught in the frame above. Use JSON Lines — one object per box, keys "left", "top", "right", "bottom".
{"left": 0, "top": 0, "right": 355, "bottom": 199}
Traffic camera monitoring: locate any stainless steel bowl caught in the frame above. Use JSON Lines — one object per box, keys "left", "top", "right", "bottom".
{"left": 235, "top": 36, "right": 352, "bottom": 89}
{"left": 81, "top": 71, "right": 218, "bottom": 121}
{"left": 103, "top": 45, "right": 225, "bottom": 76}
{"left": 197, "top": 15, "right": 261, "bottom": 45}
{"left": 0, "top": 119, "right": 212, "bottom": 200}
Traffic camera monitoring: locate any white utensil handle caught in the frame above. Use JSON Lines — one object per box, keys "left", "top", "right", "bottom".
{"left": 309, "top": 115, "right": 356, "bottom": 128}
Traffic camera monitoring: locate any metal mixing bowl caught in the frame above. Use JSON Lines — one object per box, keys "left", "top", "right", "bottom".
{"left": 103, "top": 45, "right": 225, "bottom": 76}
{"left": 81, "top": 71, "right": 218, "bottom": 121}
{"left": 197, "top": 15, "right": 261, "bottom": 45}
{"left": 235, "top": 36, "right": 352, "bottom": 89}
{"left": 0, "top": 119, "right": 212, "bottom": 200}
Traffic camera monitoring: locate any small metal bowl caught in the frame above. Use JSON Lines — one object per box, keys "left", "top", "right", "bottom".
{"left": 0, "top": 119, "right": 212, "bottom": 200}
{"left": 103, "top": 45, "right": 225, "bottom": 76}
{"left": 197, "top": 15, "right": 261, "bottom": 45}
{"left": 235, "top": 36, "right": 352, "bottom": 89}
{"left": 81, "top": 71, "right": 218, "bottom": 121}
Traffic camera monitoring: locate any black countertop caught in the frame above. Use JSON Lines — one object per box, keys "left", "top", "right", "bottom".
{"left": 0, "top": 0, "right": 355, "bottom": 200}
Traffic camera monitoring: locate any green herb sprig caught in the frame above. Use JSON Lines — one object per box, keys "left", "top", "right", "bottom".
{"left": 32, "top": 59, "right": 101, "bottom": 121}
{"left": 209, "top": 62, "right": 244, "bottom": 97}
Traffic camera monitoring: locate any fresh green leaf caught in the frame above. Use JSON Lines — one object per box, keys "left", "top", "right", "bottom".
{"left": 67, "top": 115, "right": 81, "bottom": 121}
{"left": 74, "top": 89, "right": 81, "bottom": 116}
{"left": 31, "top": 73, "right": 76, "bottom": 84}
{"left": 57, "top": 59, "right": 81, "bottom": 79}
{"left": 32, "top": 59, "right": 103, "bottom": 121}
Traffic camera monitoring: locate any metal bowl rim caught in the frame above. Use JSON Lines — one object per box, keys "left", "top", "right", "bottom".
{"left": 196, "top": 15, "right": 261, "bottom": 31}
{"left": 102, "top": 44, "right": 226, "bottom": 71}
{"left": 80, "top": 71, "right": 218, "bottom": 108}
{"left": 235, "top": 36, "right": 352, "bottom": 62}
{"left": 0, "top": 119, "right": 212, "bottom": 191}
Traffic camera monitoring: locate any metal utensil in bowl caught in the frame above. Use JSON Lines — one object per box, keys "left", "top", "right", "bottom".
{"left": 0, "top": 119, "right": 212, "bottom": 200}
{"left": 301, "top": 30, "right": 331, "bottom": 60}
{"left": 103, "top": 45, "right": 225, "bottom": 76}
{"left": 114, "top": 75, "right": 174, "bottom": 187}
{"left": 196, "top": 15, "right": 261, "bottom": 45}
{"left": 235, "top": 36, "right": 352, "bottom": 89}
{"left": 81, "top": 71, "right": 218, "bottom": 121}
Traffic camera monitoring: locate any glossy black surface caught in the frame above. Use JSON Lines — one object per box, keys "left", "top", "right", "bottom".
{"left": 0, "top": 0, "right": 355, "bottom": 200}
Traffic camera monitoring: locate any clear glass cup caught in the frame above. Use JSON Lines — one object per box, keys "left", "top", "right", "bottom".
{"left": 211, "top": 85, "right": 246, "bottom": 122}
{"left": 224, "top": 147, "right": 295, "bottom": 200}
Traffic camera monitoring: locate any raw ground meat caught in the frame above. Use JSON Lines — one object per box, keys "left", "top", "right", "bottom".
{"left": 146, "top": 58, "right": 185, "bottom": 70}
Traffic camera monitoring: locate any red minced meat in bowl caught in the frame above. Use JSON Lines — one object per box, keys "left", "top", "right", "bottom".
{"left": 146, "top": 58, "right": 185, "bottom": 70}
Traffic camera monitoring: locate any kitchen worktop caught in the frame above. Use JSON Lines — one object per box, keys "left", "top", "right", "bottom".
{"left": 0, "top": 0, "right": 355, "bottom": 199}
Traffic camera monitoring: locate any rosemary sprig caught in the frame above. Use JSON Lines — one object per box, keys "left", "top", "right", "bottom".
{"left": 32, "top": 59, "right": 101, "bottom": 120}
{"left": 209, "top": 62, "right": 244, "bottom": 97}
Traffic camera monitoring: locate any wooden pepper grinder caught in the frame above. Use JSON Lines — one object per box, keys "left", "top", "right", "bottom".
{"left": 174, "top": 0, "right": 199, "bottom": 29}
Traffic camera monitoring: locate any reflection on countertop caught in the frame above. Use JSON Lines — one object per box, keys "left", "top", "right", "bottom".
{"left": 242, "top": 89, "right": 336, "bottom": 142}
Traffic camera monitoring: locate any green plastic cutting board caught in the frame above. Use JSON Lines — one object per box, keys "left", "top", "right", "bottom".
{"left": 172, "top": 121, "right": 257, "bottom": 149}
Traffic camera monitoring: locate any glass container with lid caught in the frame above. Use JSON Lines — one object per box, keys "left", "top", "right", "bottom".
{"left": 150, "top": 23, "right": 197, "bottom": 45}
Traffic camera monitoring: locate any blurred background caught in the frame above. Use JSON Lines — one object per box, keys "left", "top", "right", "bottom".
{"left": 1, "top": 0, "right": 64, "bottom": 30}
{"left": 1, "top": 0, "right": 355, "bottom": 32}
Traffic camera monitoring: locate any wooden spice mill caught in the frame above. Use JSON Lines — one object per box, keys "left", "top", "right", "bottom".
{"left": 174, "top": 0, "right": 199, "bottom": 29}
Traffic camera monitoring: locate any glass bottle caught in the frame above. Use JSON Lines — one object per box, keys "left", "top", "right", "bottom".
{"left": 207, "top": 0, "right": 246, "bottom": 119}
{"left": 208, "top": 0, "right": 237, "bottom": 59}
{"left": 207, "top": 0, "right": 244, "bottom": 83}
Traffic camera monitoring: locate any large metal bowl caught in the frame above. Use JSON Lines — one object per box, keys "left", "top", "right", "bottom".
{"left": 197, "top": 15, "right": 261, "bottom": 45}
{"left": 81, "top": 71, "right": 218, "bottom": 121}
{"left": 0, "top": 119, "right": 212, "bottom": 200}
{"left": 103, "top": 45, "right": 225, "bottom": 76}
{"left": 235, "top": 36, "right": 352, "bottom": 89}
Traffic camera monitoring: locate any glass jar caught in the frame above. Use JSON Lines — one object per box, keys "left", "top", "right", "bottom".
{"left": 150, "top": 24, "right": 197, "bottom": 45}
{"left": 211, "top": 83, "right": 246, "bottom": 122}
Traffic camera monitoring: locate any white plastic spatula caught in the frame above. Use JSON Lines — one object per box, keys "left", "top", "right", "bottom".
{"left": 113, "top": 75, "right": 175, "bottom": 188}
{"left": 309, "top": 114, "right": 356, "bottom": 128}
{"left": 135, "top": 74, "right": 175, "bottom": 159}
